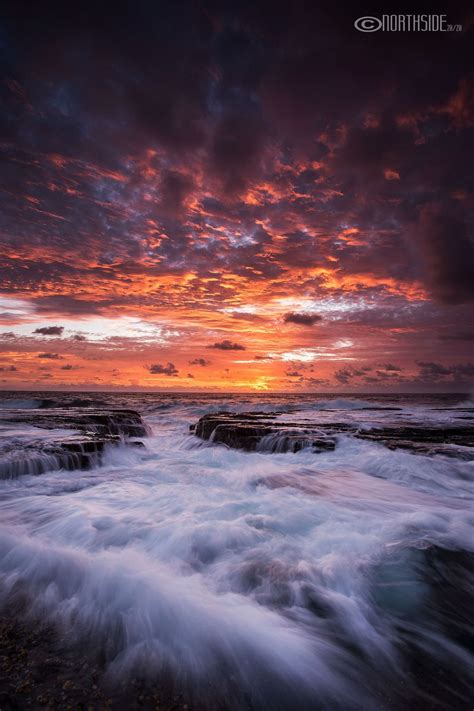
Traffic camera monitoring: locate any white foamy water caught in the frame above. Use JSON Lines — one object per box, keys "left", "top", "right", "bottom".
{"left": 0, "top": 393, "right": 473, "bottom": 709}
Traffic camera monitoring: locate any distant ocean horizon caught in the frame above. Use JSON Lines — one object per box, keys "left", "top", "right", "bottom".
{"left": 0, "top": 388, "right": 470, "bottom": 395}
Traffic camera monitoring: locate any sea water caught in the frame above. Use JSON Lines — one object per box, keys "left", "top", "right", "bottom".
{"left": 0, "top": 392, "right": 472, "bottom": 709}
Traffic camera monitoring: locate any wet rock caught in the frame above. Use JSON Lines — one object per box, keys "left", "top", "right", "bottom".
{"left": 0, "top": 408, "right": 149, "bottom": 479}
{"left": 1, "top": 408, "right": 149, "bottom": 438}
{"left": 193, "top": 413, "right": 337, "bottom": 453}
{"left": 192, "top": 412, "right": 474, "bottom": 457}
{"left": 0, "top": 612, "right": 195, "bottom": 711}
{"left": 359, "top": 425, "right": 474, "bottom": 447}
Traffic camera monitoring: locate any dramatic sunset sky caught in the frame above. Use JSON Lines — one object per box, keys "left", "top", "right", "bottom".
{"left": 0, "top": 1, "right": 473, "bottom": 391}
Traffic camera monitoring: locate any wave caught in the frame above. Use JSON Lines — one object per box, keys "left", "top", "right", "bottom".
{"left": 0, "top": 398, "right": 42, "bottom": 409}
{"left": 164, "top": 397, "right": 400, "bottom": 421}
{"left": 310, "top": 397, "right": 399, "bottom": 410}
{"left": 0, "top": 396, "right": 473, "bottom": 707}
{"left": 0, "top": 529, "right": 365, "bottom": 709}
{"left": 0, "top": 396, "right": 111, "bottom": 410}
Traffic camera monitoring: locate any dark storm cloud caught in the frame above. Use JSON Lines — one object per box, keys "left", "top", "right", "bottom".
{"left": 148, "top": 362, "right": 178, "bottom": 376}
{"left": 0, "top": 0, "right": 473, "bottom": 375}
{"left": 34, "top": 326, "right": 64, "bottom": 336}
{"left": 283, "top": 312, "right": 322, "bottom": 326}
{"left": 209, "top": 109, "right": 268, "bottom": 196}
{"left": 411, "top": 203, "right": 474, "bottom": 305}
{"left": 1, "top": 1, "right": 212, "bottom": 156}
{"left": 207, "top": 340, "right": 246, "bottom": 351}
{"left": 159, "top": 170, "right": 195, "bottom": 217}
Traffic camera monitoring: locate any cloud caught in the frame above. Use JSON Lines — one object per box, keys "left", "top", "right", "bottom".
{"left": 37, "top": 352, "right": 63, "bottom": 359}
{"left": 0, "top": 2, "right": 472, "bottom": 390}
{"left": 209, "top": 111, "right": 268, "bottom": 196}
{"left": 159, "top": 170, "right": 194, "bottom": 216}
{"left": 0, "top": 365, "right": 17, "bottom": 372}
{"left": 61, "top": 364, "right": 74, "bottom": 370}
{"left": 148, "top": 362, "right": 178, "bottom": 376}
{"left": 412, "top": 203, "right": 474, "bottom": 304}
{"left": 207, "top": 340, "right": 246, "bottom": 351}
{"left": 416, "top": 361, "right": 452, "bottom": 377}
{"left": 189, "top": 358, "right": 211, "bottom": 366}
{"left": 187, "top": 373, "right": 194, "bottom": 379}
{"left": 334, "top": 366, "right": 372, "bottom": 384}
{"left": 439, "top": 331, "right": 474, "bottom": 342}
{"left": 33, "top": 326, "right": 64, "bottom": 336}
{"left": 285, "top": 369, "right": 302, "bottom": 377}
{"left": 334, "top": 368, "right": 353, "bottom": 385}
{"left": 454, "top": 363, "right": 474, "bottom": 377}
{"left": 305, "top": 377, "right": 329, "bottom": 386}
{"left": 379, "top": 363, "right": 402, "bottom": 372}
{"left": 416, "top": 361, "right": 474, "bottom": 380}
{"left": 283, "top": 312, "right": 322, "bottom": 326}
{"left": 34, "top": 296, "right": 103, "bottom": 316}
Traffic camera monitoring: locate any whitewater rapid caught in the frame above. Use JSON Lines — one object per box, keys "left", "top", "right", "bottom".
{"left": 0, "top": 394, "right": 473, "bottom": 709}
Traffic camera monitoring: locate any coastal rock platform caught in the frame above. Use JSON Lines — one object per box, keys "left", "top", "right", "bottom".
{"left": 0, "top": 408, "right": 149, "bottom": 479}
{"left": 192, "top": 411, "right": 474, "bottom": 458}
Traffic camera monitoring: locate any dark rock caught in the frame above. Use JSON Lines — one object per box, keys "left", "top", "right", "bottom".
{"left": 194, "top": 413, "right": 337, "bottom": 453}
{"left": 1, "top": 408, "right": 149, "bottom": 438}
{"left": 0, "top": 408, "right": 149, "bottom": 479}
{"left": 193, "top": 412, "right": 474, "bottom": 458}
{"left": 0, "top": 611, "right": 195, "bottom": 711}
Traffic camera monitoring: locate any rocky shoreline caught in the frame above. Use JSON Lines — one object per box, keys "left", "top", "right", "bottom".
{"left": 0, "top": 613, "right": 193, "bottom": 711}
{"left": 0, "top": 408, "right": 149, "bottom": 479}
{"left": 191, "top": 411, "right": 474, "bottom": 458}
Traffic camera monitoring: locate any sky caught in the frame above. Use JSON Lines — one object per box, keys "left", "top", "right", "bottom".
{"left": 0, "top": 1, "right": 473, "bottom": 392}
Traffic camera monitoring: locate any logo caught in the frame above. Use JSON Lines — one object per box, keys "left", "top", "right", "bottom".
{"left": 354, "top": 14, "right": 462, "bottom": 33}
{"left": 354, "top": 16, "right": 382, "bottom": 32}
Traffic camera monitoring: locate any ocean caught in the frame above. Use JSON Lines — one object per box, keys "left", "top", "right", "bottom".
{"left": 0, "top": 392, "right": 473, "bottom": 709}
